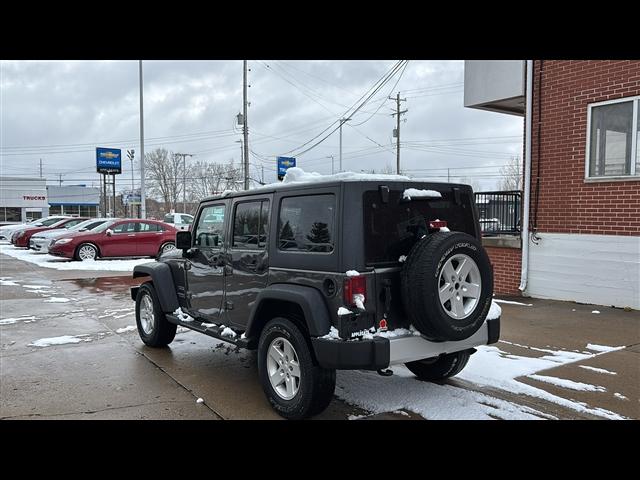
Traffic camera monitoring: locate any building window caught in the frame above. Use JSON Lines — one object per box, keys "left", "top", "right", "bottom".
{"left": 587, "top": 96, "right": 640, "bottom": 179}
{"left": 49, "top": 205, "right": 62, "bottom": 215}
{"left": 0, "top": 207, "right": 21, "bottom": 222}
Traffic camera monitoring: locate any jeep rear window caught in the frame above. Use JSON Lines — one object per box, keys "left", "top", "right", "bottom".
{"left": 363, "top": 188, "right": 476, "bottom": 265}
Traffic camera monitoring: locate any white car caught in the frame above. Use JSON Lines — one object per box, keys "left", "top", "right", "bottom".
{"left": 29, "top": 218, "right": 111, "bottom": 253}
{"left": 0, "top": 216, "right": 70, "bottom": 240}
{"left": 162, "top": 213, "right": 194, "bottom": 231}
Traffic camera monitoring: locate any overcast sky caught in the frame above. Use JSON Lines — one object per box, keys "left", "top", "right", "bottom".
{"left": 0, "top": 60, "right": 523, "bottom": 191}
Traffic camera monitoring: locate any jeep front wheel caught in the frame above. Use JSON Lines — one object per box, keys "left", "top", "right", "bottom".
{"left": 135, "top": 282, "right": 177, "bottom": 347}
{"left": 258, "top": 317, "right": 336, "bottom": 419}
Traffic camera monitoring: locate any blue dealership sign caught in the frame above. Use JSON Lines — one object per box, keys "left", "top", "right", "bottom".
{"left": 277, "top": 156, "right": 296, "bottom": 180}
{"left": 96, "top": 147, "right": 122, "bottom": 174}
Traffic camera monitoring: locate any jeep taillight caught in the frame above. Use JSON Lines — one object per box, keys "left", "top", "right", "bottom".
{"left": 429, "top": 220, "right": 447, "bottom": 229}
{"left": 344, "top": 275, "right": 366, "bottom": 308}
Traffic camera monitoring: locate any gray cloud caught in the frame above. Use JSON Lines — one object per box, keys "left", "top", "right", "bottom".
{"left": 0, "top": 60, "right": 522, "bottom": 190}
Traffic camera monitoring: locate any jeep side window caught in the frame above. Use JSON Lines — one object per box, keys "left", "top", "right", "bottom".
{"left": 195, "top": 205, "right": 226, "bottom": 247}
{"left": 278, "top": 194, "right": 335, "bottom": 253}
{"left": 233, "top": 200, "right": 270, "bottom": 249}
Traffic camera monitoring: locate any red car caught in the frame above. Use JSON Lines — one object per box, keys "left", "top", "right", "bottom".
{"left": 48, "top": 219, "right": 178, "bottom": 261}
{"left": 12, "top": 217, "right": 89, "bottom": 248}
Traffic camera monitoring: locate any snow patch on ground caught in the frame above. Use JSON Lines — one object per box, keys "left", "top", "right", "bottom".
{"left": 29, "top": 335, "right": 88, "bottom": 347}
{"left": 585, "top": 343, "right": 625, "bottom": 353}
{"left": 591, "top": 310, "right": 600, "bottom": 314}
{"left": 0, "top": 277, "right": 19, "bottom": 286}
{"left": 0, "top": 244, "right": 152, "bottom": 271}
{"left": 578, "top": 365, "right": 617, "bottom": 375}
{"left": 493, "top": 299, "right": 533, "bottom": 306}
{"left": 527, "top": 375, "right": 607, "bottom": 392}
{"left": 614, "top": 393, "right": 628, "bottom": 401}
{"left": 115, "top": 326, "right": 137, "bottom": 334}
{"left": 336, "top": 367, "right": 549, "bottom": 420}
{"left": 45, "top": 297, "right": 70, "bottom": 303}
{"left": 196, "top": 398, "right": 204, "bottom": 404}
{"left": 0, "top": 315, "right": 37, "bottom": 325}
{"left": 403, "top": 188, "right": 442, "bottom": 200}
{"left": 457, "top": 344, "right": 626, "bottom": 419}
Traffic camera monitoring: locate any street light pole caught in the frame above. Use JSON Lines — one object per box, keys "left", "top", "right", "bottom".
{"left": 127, "top": 149, "right": 135, "bottom": 217}
{"left": 139, "top": 60, "right": 146, "bottom": 219}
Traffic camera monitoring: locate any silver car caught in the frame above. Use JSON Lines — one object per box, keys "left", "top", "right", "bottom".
{"left": 30, "top": 218, "right": 111, "bottom": 253}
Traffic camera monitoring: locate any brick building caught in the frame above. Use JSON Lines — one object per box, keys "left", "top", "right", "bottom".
{"left": 465, "top": 60, "right": 640, "bottom": 309}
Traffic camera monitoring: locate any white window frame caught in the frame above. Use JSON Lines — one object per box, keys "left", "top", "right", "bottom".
{"left": 585, "top": 95, "right": 640, "bottom": 182}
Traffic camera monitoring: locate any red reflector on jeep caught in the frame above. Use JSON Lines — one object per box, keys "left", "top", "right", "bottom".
{"left": 429, "top": 220, "right": 447, "bottom": 229}
{"left": 344, "top": 275, "right": 366, "bottom": 306}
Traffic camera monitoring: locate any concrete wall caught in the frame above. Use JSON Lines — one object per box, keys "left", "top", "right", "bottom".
{"left": 527, "top": 233, "right": 640, "bottom": 309}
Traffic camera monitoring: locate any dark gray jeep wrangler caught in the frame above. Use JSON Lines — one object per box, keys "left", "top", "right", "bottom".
{"left": 131, "top": 176, "right": 500, "bottom": 419}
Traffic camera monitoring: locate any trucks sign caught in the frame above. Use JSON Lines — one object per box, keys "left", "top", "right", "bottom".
{"left": 96, "top": 147, "right": 122, "bottom": 174}
{"left": 277, "top": 156, "right": 296, "bottom": 180}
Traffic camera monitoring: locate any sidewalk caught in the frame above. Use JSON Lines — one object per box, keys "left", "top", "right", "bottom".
{"left": 469, "top": 296, "right": 640, "bottom": 419}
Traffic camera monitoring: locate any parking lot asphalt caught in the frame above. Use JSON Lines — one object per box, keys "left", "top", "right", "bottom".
{"left": 1, "top": 249, "right": 638, "bottom": 420}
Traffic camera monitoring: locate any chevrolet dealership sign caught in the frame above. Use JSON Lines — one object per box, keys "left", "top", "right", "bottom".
{"left": 96, "top": 147, "right": 122, "bottom": 174}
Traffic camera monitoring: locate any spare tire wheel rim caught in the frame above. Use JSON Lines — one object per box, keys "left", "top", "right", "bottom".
{"left": 438, "top": 253, "right": 482, "bottom": 320}
{"left": 267, "top": 337, "right": 301, "bottom": 400}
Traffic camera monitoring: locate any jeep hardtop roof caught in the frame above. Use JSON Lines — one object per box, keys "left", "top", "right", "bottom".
{"left": 200, "top": 168, "right": 473, "bottom": 203}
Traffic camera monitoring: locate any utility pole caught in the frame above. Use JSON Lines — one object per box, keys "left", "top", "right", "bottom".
{"left": 139, "top": 60, "right": 146, "bottom": 219}
{"left": 261, "top": 165, "right": 264, "bottom": 185}
{"left": 175, "top": 153, "right": 194, "bottom": 213}
{"left": 339, "top": 118, "right": 351, "bottom": 172}
{"left": 327, "top": 155, "right": 335, "bottom": 175}
{"left": 390, "top": 92, "right": 407, "bottom": 174}
{"left": 235, "top": 139, "right": 243, "bottom": 183}
{"left": 39, "top": 159, "right": 43, "bottom": 178}
{"left": 243, "top": 60, "right": 250, "bottom": 190}
{"left": 58, "top": 173, "right": 63, "bottom": 186}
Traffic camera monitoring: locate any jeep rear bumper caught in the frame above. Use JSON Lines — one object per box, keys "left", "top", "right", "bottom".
{"left": 311, "top": 316, "right": 500, "bottom": 370}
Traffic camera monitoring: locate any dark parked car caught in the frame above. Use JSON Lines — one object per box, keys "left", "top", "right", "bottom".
{"left": 131, "top": 175, "right": 499, "bottom": 419}
{"left": 49, "top": 219, "right": 178, "bottom": 261}
{"left": 12, "top": 217, "right": 88, "bottom": 248}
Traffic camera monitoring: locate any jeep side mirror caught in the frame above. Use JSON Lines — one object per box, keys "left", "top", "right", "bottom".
{"left": 176, "top": 230, "right": 191, "bottom": 250}
{"left": 105, "top": 229, "right": 113, "bottom": 236}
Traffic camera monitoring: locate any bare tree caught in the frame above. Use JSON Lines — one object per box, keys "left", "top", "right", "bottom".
{"left": 499, "top": 156, "right": 523, "bottom": 191}
{"left": 187, "top": 158, "right": 243, "bottom": 202}
{"left": 144, "top": 148, "right": 184, "bottom": 211}
{"left": 458, "top": 176, "right": 482, "bottom": 192}
{"left": 362, "top": 164, "right": 395, "bottom": 174}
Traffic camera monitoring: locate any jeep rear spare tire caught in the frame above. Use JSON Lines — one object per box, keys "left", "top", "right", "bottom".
{"left": 401, "top": 231, "right": 493, "bottom": 341}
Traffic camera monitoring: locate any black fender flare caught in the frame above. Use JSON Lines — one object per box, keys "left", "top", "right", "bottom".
{"left": 245, "top": 284, "right": 331, "bottom": 340}
{"left": 131, "top": 262, "right": 179, "bottom": 313}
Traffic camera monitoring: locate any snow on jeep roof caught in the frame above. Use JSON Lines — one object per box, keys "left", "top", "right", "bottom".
{"left": 205, "top": 167, "right": 466, "bottom": 201}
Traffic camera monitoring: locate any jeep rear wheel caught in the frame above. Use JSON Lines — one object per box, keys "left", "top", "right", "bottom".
{"left": 135, "top": 282, "right": 177, "bottom": 347}
{"left": 405, "top": 350, "right": 471, "bottom": 381}
{"left": 401, "top": 232, "right": 493, "bottom": 341}
{"left": 258, "top": 317, "right": 336, "bottom": 419}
